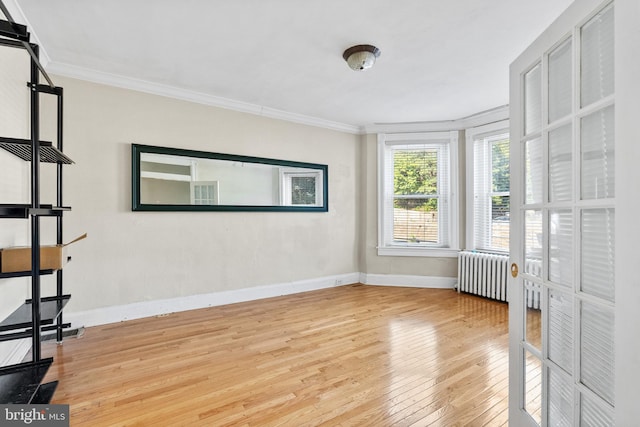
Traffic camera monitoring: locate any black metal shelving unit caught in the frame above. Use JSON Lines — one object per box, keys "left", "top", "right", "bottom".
{"left": 0, "top": 4, "right": 74, "bottom": 404}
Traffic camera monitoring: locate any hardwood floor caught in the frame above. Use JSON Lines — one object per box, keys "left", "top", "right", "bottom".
{"left": 42, "top": 285, "right": 510, "bottom": 426}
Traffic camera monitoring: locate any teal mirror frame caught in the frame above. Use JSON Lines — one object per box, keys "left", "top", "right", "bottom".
{"left": 132, "top": 144, "right": 329, "bottom": 212}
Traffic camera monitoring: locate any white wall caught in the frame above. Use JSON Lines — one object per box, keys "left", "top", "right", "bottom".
{"left": 34, "top": 76, "right": 360, "bottom": 318}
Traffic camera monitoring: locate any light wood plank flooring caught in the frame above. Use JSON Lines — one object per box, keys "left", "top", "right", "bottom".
{"left": 42, "top": 285, "right": 510, "bottom": 426}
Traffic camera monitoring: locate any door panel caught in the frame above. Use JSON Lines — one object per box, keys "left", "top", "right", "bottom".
{"left": 509, "top": 1, "right": 615, "bottom": 425}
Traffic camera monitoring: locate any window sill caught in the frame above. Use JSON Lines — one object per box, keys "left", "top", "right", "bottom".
{"left": 377, "top": 246, "right": 460, "bottom": 258}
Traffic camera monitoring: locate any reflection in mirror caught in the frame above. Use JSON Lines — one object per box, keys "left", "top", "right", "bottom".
{"left": 132, "top": 144, "right": 328, "bottom": 212}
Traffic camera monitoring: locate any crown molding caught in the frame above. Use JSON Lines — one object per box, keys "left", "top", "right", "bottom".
{"left": 44, "top": 61, "right": 362, "bottom": 135}
{"left": 364, "top": 104, "right": 509, "bottom": 134}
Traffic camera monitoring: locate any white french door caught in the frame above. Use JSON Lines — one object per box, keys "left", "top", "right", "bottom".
{"left": 509, "top": 1, "right": 615, "bottom": 425}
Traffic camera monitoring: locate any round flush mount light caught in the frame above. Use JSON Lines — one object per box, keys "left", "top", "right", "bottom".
{"left": 342, "top": 44, "right": 381, "bottom": 71}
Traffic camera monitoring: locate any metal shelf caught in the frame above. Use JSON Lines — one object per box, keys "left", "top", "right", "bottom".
{"left": 0, "top": 269, "right": 55, "bottom": 279}
{"left": 0, "top": 295, "right": 70, "bottom": 333}
{"left": 0, "top": 136, "right": 73, "bottom": 164}
{"left": 0, "top": 358, "right": 53, "bottom": 404}
{"left": 0, "top": 19, "right": 29, "bottom": 42}
{"left": 0, "top": 22, "right": 69, "bottom": 404}
{"left": 0, "top": 204, "right": 70, "bottom": 219}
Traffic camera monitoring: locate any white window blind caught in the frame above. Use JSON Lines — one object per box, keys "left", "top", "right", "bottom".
{"left": 378, "top": 132, "right": 458, "bottom": 256}
{"left": 468, "top": 126, "right": 510, "bottom": 253}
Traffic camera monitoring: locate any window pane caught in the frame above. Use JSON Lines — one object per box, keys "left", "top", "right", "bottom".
{"left": 394, "top": 149, "right": 437, "bottom": 195}
{"left": 549, "top": 38, "right": 573, "bottom": 122}
{"left": 581, "top": 4, "right": 614, "bottom": 107}
{"left": 291, "top": 176, "right": 316, "bottom": 205}
{"left": 393, "top": 198, "right": 438, "bottom": 244}
{"left": 549, "top": 124, "right": 573, "bottom": 202}
{"left": 490, "top": 195, "right": 509, "bottom": 251}
{"left": 491, "top": 138, "right": 510, "bottom": 193}
{"left": 472, "top": 150, "right": 490, "bottom": 249}
{"left": 524, "top": 63, "right": 542, "bottom": 135}
{"left": 581, "top": 105, "right": 615, "bottom": 200}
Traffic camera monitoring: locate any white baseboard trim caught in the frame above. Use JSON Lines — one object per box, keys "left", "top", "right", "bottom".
{"left": 65, "top": 272, "right": 361, "bottom": 328}
{"left": 0, "top": 339, "right": 30, "bottom": 366}
{"left": 360, "top": 273, "right": 457, "bottom": 289}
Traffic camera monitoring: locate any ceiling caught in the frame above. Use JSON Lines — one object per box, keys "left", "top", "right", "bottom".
{"left": 9, "top": 0, "right": 573, "bottom": 131}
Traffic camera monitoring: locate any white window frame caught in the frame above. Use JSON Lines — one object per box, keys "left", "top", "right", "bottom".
{"left": 279, "top": 168, "right": 324, "bottom": 207}
{"left": 190, "top": 181, "right": 219, "bottom": 205}
{"left": 377, "top": 131, "right": 459, "bottom": 257}
{"left": 465, "top": 120, "right": 510, "bottom": 253}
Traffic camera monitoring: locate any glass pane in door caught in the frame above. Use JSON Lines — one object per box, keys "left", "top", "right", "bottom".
{"left": 525, "top": 351, "right": 543, "bottom": 425}
{"left": 524, "top": 64, "right": 542, "bottom": 135}
{"left": 581, "top": 301, "right": 615, "bottom": 404}
{"left": 524, "top": 210, "right": 542, "bottom": 277}
{"left": 525, "top": 280, "right": 541, "bottom": 349}
{"left": 549, "top": 124, "right": 572, "bottom": 202}
{"left": 548, "top": 289, "right": 573, "bottom": 372}
{"left": 525, "top": 138, "right": 543, "bottom": 204}
{"left": 581, "top": 4, "right": 614, "bottom": 107}
{"left": 549, "top": 38, "right": 572, "bottom": 122}
{"left": 581, "top": 208, "right": 615, "bottom": 301}
{"left": 581, "top": 105, "right": 615, "bottom": 200}
{"left": 549, "top": 209, "right": 573, "bottom": 286}
{"left": 548, "top": 368, "right": 573, "bottom": 426}
{"left": 581, "top": 393, "right": 614, "bottom": 426}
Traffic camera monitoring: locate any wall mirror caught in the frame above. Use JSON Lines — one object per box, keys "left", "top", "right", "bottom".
{"left": 132, "top": 144, "right": 328, "bottom": 212}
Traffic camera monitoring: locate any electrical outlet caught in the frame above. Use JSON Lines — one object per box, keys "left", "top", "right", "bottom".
{"left": 335, "top": 279, "right": 344, "bottom": 286}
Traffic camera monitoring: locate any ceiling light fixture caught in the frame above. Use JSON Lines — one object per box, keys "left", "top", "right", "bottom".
{"left": 342, "top": 44, "right": 381, "bottom": 71}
